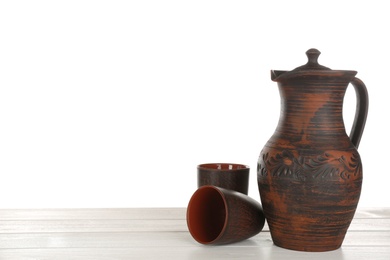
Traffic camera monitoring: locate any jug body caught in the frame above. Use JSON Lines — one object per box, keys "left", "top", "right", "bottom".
{"left": 257, "top": 49, "right": 368, "bottom": 252}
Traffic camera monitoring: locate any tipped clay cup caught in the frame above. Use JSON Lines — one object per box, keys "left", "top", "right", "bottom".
{"left": 187, "top": 185, "right": 265, "bottom": 245}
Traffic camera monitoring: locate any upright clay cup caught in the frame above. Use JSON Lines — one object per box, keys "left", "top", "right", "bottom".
{"left": 187, "top": 185, "right": 265, "bottom": 245}
{"left": 197, "top": 163, "right": 249, "bottom": 194}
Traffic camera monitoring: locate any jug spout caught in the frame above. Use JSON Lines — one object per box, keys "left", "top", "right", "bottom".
{"left": 271, "top": 70, "right": 287, "bottom": 81}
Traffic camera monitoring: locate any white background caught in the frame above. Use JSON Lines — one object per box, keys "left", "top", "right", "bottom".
{"left": 0, "top": 1, "right": 388, "bottom": 208}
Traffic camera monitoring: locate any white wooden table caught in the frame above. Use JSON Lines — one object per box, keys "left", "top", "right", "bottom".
{"left": 0, "top": 208, "right": 389, "bottom": 259}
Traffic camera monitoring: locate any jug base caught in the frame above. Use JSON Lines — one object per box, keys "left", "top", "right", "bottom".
{"left": 272, "top": 239, "right": 343, "bottom": 252}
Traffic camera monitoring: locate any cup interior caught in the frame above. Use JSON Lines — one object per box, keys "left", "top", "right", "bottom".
{"left": 187, "top": 186, "right": 227, "bottom": 244}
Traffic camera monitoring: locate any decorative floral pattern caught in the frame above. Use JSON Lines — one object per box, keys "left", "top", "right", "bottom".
{"left": 258, "top": 150, "right": 362, "bottom": 181}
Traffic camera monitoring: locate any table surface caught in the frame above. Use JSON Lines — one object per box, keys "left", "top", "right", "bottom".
{"left": 0, "top": 207, "right": 389, "bottom": 259}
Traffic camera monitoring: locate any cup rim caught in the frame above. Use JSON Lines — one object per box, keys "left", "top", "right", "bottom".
{"left": 197, "top": 163, "right": 249, "bottom": 171}
{"left": 186, "top": 185, "right": 228, "bottom": 244}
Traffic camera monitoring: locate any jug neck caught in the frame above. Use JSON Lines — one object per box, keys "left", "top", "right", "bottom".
{"left": 270, "top": 82, "right": 354, "bottom": 151}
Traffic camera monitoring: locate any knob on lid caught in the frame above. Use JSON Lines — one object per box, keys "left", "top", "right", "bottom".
{"left": 293, "top": 48, "right": 331, "bottom": 71}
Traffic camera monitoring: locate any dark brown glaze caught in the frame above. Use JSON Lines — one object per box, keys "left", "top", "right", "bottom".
{"left": 187, "top": 185, "right": 265, "bottom": 245}
{"left": 258, "top": 49, "right": 368, "bottom": 252}
{"left": 198, "top": 163, "right": 249, "bottom": 194}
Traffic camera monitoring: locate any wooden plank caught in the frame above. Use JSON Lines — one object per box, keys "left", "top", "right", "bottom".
{"left": 0, "top": 246, "right": 389, "bottom": 260}
{"left": 0, "top": 219, "right": 187, "bottom": 233}
{"left": 0, "top": 207, "right": 388, "bottom": 220}
{"left": 354, "top": 207, "right": 390, "bottom": 218}
{"left": 0, "top": 232, "right": 195, "bottom": 249}
{"left": 0, "top": 208, "right": 186, "bottom": 220}
{"left": 0, "top": 217, "right": 389, "bottom": 233}
{"left": 0, "top": 231, "right": 389, "bottom": 249}
{"left": 349, "top": 218, "right": 390, "bottom": 231}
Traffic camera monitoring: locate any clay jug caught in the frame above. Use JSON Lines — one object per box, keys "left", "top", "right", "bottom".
{"left": 257, "top": 49, "right": 368, "bottom": 252}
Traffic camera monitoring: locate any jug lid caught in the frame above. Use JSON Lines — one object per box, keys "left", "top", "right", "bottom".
{"left": 271, "top": 48, "right": 357, "bottom": 82}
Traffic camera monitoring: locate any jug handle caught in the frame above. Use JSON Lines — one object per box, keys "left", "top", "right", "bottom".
{"left": 349, "top": 77, "right": 369, "bottom": 149}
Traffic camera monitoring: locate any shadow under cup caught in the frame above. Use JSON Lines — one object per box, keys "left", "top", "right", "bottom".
{"left": 197, "top": 163, "right": 249, "bottom": 194}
